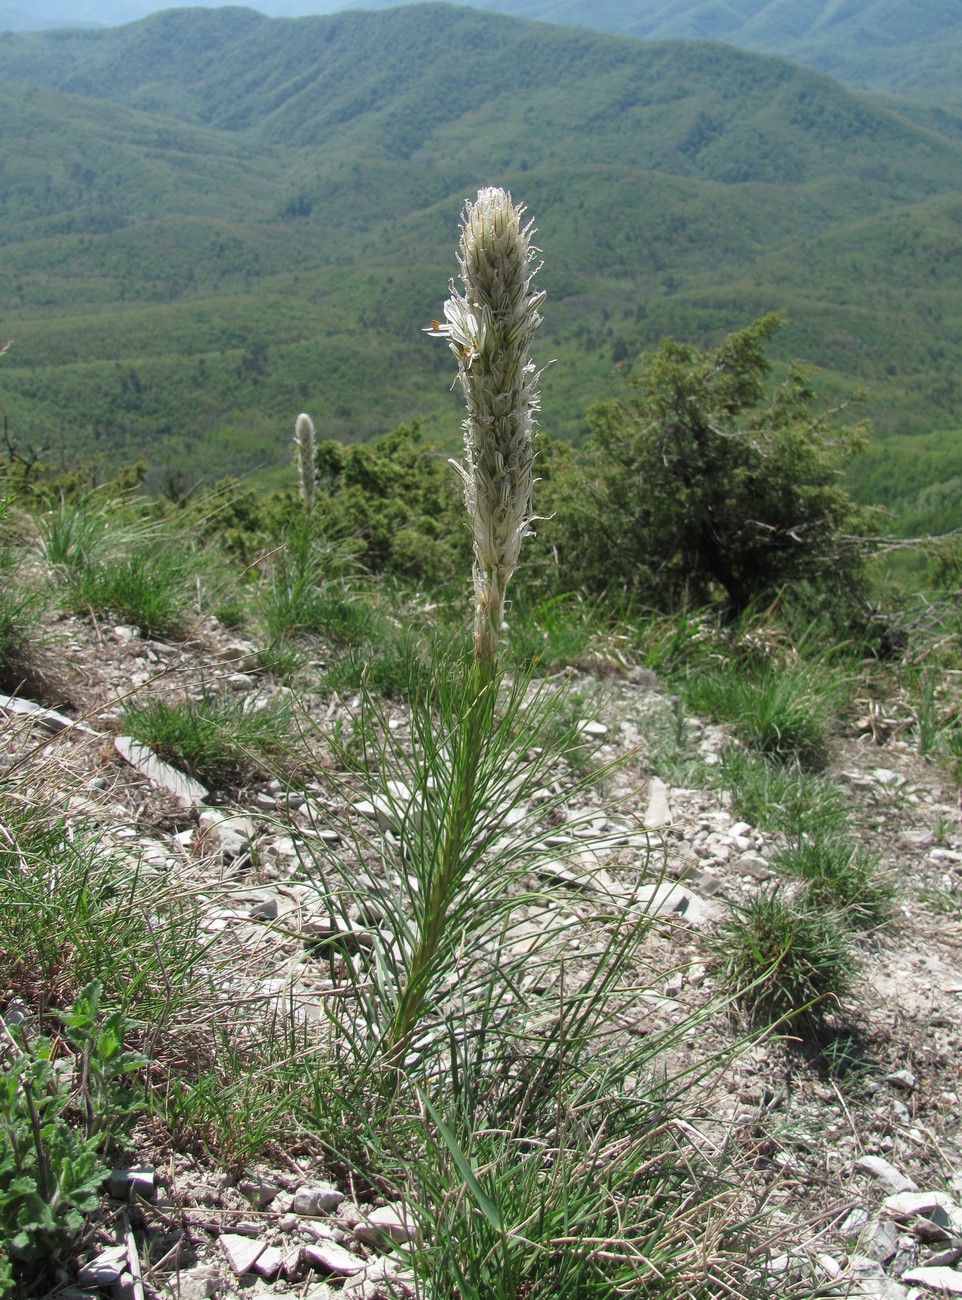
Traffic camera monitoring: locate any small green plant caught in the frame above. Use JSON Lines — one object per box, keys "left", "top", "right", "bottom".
{"left": 0, "top": 982, "right": 145, "bottom": 1294}
{"left": 256, "top": 634, "right": 304, "bottom": 682}
{"left": 630, "top": 605, "right": 718, "bottom": 677}
{"left": 35, "top": 493, "right": 116, "bottom": 574}
{"left": 39, "top": 493, "right": 200, "bottom": 639}
{"left": 66, "top": 544, "right": 194, "bottom": 638}
{"left": 720, "top": 747, "right": 849, "bottom": 837}
{"left": 503, "top": 591, "right": 600, "bottom": 673}
{"left": 908, "top": 667, "right": 947, "bottom": 758}
{"left": 0, "top": 1042, "right": 104, "bottom": 1290}
{"left": 257, "top": 521, "right": 366, "bottom": 645}
{"left": 771, "top": 837, "right": 894, "bottom": 929}
{"left": 160, "top": 1030, "right": 308, "bottom": 1170}
{"left": 317, "top": 626, "right": 434, "bottom": 701}
{"left": 682, "top": 656, "right": 847, "bottom": 767}
{"left": 921, "top": 873, "right": 962, "bottom": 918}
{"left": 641, "top": 694, "right": 715, "bottom": 787}
{"left": 818, "top": 1029, "right": 878, "bottom": 1083}
{"left": 0, "top": 808, "right": 194, "bottom": 1020}
{"left": 58, "top": 981, "right": 148, "bottom": 1139}
{"left": 0, "top": 498, "right": 42, "bottom": 693}
{"left": 714, "top": 887, "right": 857, "bottom": 1033}
{"left": 212, "top": 591, "right": 250, "bottom": 630}
{"left": 0, "top": 590, "right": 41, "bottom": 695}
{"left": 122, "top": 690, "right": 291, "bottom": 785}
{"left": 935, "top": 722, "right": 962, "bottom": 782}
{"left": 407, "top": 1078, "right": 752, "bottom": 1300}
{"left": 305, "top": 589, "right": 380, "bottom": 645}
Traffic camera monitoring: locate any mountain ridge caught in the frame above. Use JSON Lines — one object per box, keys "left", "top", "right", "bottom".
{"left": 1, "top": 6, "right": 958, "bottom": 184}
{"left": 5, "top": 0, "right": 960, "bottom": 107}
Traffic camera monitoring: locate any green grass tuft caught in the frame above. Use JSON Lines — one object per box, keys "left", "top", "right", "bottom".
{"left": 719, "top": 747, "right": 850, "bottom": 837}
{"left": 771, "top": 836, "right": 895, "bottom": 929}
{"left": 714, "top": 887, "right": 857, "bottom": 1034}
{"left": 681, "top": 657, "right": 848, "bottom": 767}
{"left": 121, "top": 691, "right": 290, "bottom": 786}
{"left": 65, "top": 546, "right": 195, "bottom": 639}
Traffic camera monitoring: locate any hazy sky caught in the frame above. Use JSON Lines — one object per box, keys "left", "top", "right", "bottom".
{"left": 0, "top": 1, "right": 364, "bottom": 29}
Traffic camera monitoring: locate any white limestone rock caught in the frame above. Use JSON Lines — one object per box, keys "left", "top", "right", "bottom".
{"left": 856, "top": 1155, "right": 919, "bottom": 1194}
{"left": 219, "top": 1233, "right": 267, "bottom": 1276}
{"left": 353, "top": 1202, "right": 417, "bottom": 1247}
{"left": 902, "top": 1266, "right": 962, "bottom": 1293}
{"left": 292, "top": 1183, "right": 346, "bottom": 1216}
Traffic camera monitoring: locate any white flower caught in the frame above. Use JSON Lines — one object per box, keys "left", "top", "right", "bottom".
{"left": 424, "top": 298, "right": 488, "bottom": 368}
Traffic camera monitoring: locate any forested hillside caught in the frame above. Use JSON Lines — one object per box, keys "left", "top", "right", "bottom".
{"left": 0, "top": 4, "right": 961, "bottom": 528}
{"left": 5, "top": 0, "right": 962, "bottom": 108}
{"left": 331, "top": 0, "right": 962, "bottom": 105}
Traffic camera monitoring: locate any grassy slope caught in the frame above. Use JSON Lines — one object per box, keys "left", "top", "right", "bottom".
{"left": 0, "top": 5, "right": 960, "bottom": 523}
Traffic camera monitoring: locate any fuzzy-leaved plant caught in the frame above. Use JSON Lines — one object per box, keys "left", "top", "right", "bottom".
{"left": 427, "top": 187, "right": 544, "bottom": 677}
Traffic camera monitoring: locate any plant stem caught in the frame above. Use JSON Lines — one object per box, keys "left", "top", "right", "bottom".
{"left": 381, "top": 665, "right": 495, "bottom": 1078}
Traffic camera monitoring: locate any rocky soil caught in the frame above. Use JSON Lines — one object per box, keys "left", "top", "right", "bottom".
{"left": 2, "top": 607, "right": 962, "bottom": 1300}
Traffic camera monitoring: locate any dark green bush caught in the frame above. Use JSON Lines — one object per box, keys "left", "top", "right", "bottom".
{"left": 539, "top": 315, "right": 881, "bottom": 621}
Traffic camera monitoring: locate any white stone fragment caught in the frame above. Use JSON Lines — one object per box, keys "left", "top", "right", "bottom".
{"left": 238, "top": 1175, "right": 281, "bottom": 1209}
{"left": 872, "top": 768, "right": 906, "bottom": 787}
{"left": 0, "top": 693, "right": 99, "bottom": 736}
{"left": 882, "top": 1190, "right": 962, "bottom": 1236}
{"left": 168, "top": 1265, "right": 220, "bottom": 1300}
{"left": 845, "top": 1281, "right": 912, "bottom": 1300}
{"left": 901, "top": 1266, "right": 962, "bottom": 1293}
{"left": 883, "top": 1190, "right": 958, "bottom": 1219}
{"left": 645, "top": 776, "right": 672, "bottom": 828}
{"left": 107, "top": 1164, "right": 156, "bottom": 1202}
{"left": 114, "top": 735, "right": 208, "bottom": 806}
{"left": 353, "top": 1202, "right": 417, "bottom": 1246}
{"left": 841, "top": 1207, "right": 874, "bottom": 1236}
{"left": 856, "top": 1155, "right": 919, "bottom": 1194}
{"left": 292, "top": 1183, "right": 346, "bottom": 1216}
{"left": 299, "top": 1219, "right": 339, "bottom": 1242}
{"left": 219, "top": 1233, "right": 267, "bottom": 1276}
{"left": 816, "top": 1254, "right": 843, "bottom": 1279}
{"left": 302, "top": 1240, "right": 368, "bottom": 1275}
{"left": 77, "top": 1245, "right": 128, "bottom": 1286}
{"left": 342, "top": 1257, "right": 415, "bottom": 1296}
{"left": 198, "top": 810, "right": 256, "bottom": 858}
{"left": 252, "top": 1244, "right": 291, "bottom": 1278}
{"left": 632, "top": 880, "right": 720, "bottom": 927}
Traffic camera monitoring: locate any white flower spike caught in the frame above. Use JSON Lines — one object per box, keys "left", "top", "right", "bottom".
{"left": 293, "top": 412, "right": 316, "bottom": 514}
{"left": 427, "top": 187, "right": 545, "bottom": 673}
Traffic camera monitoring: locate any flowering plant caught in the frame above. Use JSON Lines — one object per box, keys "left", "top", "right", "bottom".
{"left": 427, "top": 187, "right": 544, "bottom": 676}
{"left": 292, "top": 411, "right": 316, "bottom": 515}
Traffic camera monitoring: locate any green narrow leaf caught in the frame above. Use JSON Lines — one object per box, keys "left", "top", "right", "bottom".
{"left": 422, "top": 1095, "right": 503, "bottom": 1234}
